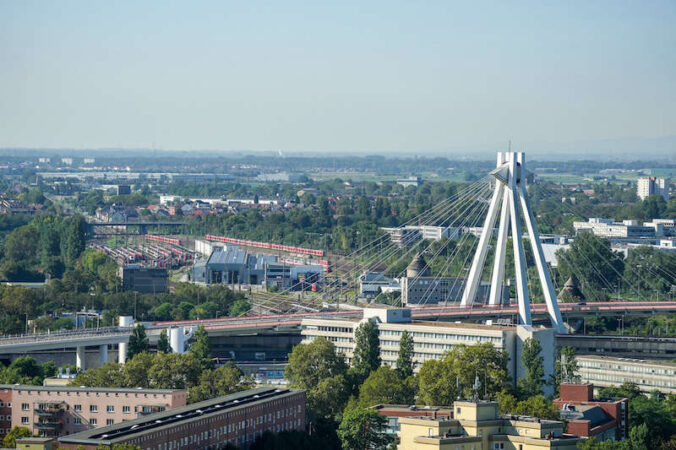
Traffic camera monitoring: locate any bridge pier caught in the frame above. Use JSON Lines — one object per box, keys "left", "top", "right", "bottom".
{"left": 76, "top": 346, "right": 85, "bottom": 371}
{"left": 100, "top": 344, "right": 108, "bottom": 365}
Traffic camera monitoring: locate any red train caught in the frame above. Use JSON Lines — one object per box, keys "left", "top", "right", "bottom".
{"left": 145, "top": 235, "right": 181, "bottom": 246}
{"left": 204, "top": 234, "right": 324, "bottom": 257}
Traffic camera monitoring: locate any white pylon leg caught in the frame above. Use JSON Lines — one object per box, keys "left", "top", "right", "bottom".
{"left": 461, "top": 153, "right": 505, "bottom": 306}
{"left": 508, "top": 153, "right": 531, "bottom": 326}
{"left": 518, "top": 181, "right": 565, "bottom": 332}
{"left": 489, "top": 187, "right": 510, "bottom": 306}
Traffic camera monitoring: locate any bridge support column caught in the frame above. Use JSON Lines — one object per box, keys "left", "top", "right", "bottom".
{"left": 118, "top": 342, "right": 127, "bottom": 364}
{"left": 76, "top": 346, "right": 86, "bottom": 371}
{"left": 100, "top": 344, "right": 108, "bottom": 365}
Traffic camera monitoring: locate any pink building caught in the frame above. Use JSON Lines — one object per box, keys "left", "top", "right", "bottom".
{"left": 0, "top": 385, "right": 185, "bottom": 438}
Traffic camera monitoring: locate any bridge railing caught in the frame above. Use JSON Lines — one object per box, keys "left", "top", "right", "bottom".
{"left": 0, "top": 327, "right": 129, "bottom": 345}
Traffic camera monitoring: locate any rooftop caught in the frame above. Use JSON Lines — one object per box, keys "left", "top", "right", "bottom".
{"left": 58, "top": 387, "right": 303, "bottom": 445}
{"left": 1, "top": 384, "right": 182, "bottom": 394}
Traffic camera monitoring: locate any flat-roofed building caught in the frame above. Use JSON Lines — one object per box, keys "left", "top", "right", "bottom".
{"left": 301, "top": 306, "right": 556, "bottom": 394}
{"left": 57, "top": 387, "right": 306, "bottom": 450}
{"left": 554, "top": 383, "right": 628, "bottom": 441}
{"left": 575, "top": 355, "right": 676, "bottom": 395}
{"left": 118, "top": 264, "right": 168, "bottom": 294}
{"left": 0, "top": 385, "right": 186, "bottom": 439}
{"left": 398, "top": 400, "right": 584, "bottom": 450}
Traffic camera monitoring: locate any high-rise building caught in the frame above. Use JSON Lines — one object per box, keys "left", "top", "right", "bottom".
{"left": 637, "top": 177, "right": 669, "bottom": 201}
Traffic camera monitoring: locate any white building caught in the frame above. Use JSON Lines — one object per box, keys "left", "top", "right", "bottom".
{"left": 576, "top": 355, "right": 676, "bottom": 395}
{"left": 573, "top": 218, "right": 662, "bottom": 239}
{"left": 301, "top": 306, "right": 556, "bottom": 394}
{"left": 637, "top": 177, "right": 669, "bottom": 201}
{"left": 381, "top": 225, "right": 461, "bottom": 247}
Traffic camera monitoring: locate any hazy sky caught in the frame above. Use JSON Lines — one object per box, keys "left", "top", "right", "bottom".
{"left": 1, "top": 1, "right": 675, "bottom": 153}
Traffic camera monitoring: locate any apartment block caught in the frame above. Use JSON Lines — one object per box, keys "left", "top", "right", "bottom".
{"left": 0, "top": 385, "right": 186, "bottom": 439}
{"left": 57, "top": 388, "right": 306, "bottom": 450}
{"left": 637, "top": 177, "right": 669, "bottom": 201}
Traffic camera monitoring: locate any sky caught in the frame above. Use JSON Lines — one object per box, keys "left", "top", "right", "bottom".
{"left": 1, "top": 1, "right": 675, "bottom": 155}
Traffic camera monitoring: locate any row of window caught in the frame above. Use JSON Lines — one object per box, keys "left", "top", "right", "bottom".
{"left": 578, "top": 361, "right": 675, "bottom": 376}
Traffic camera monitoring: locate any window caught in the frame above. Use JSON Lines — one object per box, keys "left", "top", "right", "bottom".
{"left": 90, "top": 418, "right": 97, "bottom": 425}
{"left": 21, "top": 417, "right": 28, "bottom": 424}
{"left": 74, "top": 418, "right": 82, "bottom": 425}
{"left": 107, "top": 405, "right": 114, "bottom": 413}
{"left": 21, "top": 403, "right": 29, "bottom": 411}
{"left": 74, "top": 404, "right": 82, "bottom": 412}
{"left": 90, "top": 405, "right": 98, "bottom": 412}
{"left": 107, "top": 419, "right": 114, "bottom": 425}
{"left": 123, "top": 406, "right": 130, "bottom": 413}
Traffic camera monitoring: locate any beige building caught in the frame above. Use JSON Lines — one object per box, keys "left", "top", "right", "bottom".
{"left": 399, "top": 400, "right": 584, "bottom": 450}
{"left": 301, "top": 306, "right": 556, "bottom": 394}
{"left": 576, "top": 355, "right": 676, "bottom": 395}
{"left": 0, "top": 385, "right": 186, "bottom": 438}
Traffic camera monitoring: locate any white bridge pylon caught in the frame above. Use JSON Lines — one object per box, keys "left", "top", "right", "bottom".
{"left": 460, "top": 151, "right": 566, "bottom": 333}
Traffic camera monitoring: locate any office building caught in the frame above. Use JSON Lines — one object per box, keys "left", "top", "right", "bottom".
{"left": 575, "top": 355, "right": 676, "bottom": 395}
{"left": 398, "top": 400, "right": 584, "bottom": 450}
{"left": 301, "top": 306, "right": 556, "bottom": 394}
{"left": 637, "top": 177, "right": 669, "bottom": 201}
{"left": 554, "top": 383, "right": 628, "bottom": 441}
{"left": 57, "top": 388, "right": 306, "bottom": 450}
{"left": 118, "top": 264, "right": 168, "bottom": 294}
{"left": 0, "top": 385, "right": 186, "bottom": 439}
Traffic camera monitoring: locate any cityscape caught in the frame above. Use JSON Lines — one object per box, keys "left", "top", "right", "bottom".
{"left": 1, "top": 2, "right": 675, "bottom": 450}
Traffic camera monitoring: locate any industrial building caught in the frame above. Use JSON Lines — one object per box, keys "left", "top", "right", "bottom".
{"left": 192, "top": 246, "right": 324, "bottom": 289}
{"left": 57, "top": 387, "right": 306, "bottom": 450}
{"left": 554, "top": 383, "right": 628, "bottom": 441}
{"left": 358, "top": 272, "right": 401, "bottom": 298}
{"left": 301, "top": 305, "right": 556, "bottom": 394}
{"left": 575, "top": 355, "right": 676, "bottom": 395}
{"left": 637, "top": 176, "right": 670, "bottom": 201}
{"left": 118, "top": 264, "right": 168, "bottom": 294}
{"left": 0, "top": 385, "right": 186, "bottom": 439}
{"left": 398, "top": 400, "right": 584, "bottom": 450}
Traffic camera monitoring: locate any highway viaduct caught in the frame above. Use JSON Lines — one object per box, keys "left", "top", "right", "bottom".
{"left": 0, "top": 301, "right": 674, "bottom": 369}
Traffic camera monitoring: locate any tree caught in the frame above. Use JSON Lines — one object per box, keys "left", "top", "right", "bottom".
{"left": 2, "top": 426, "right": 31, "bottom": 448}
{"left": 187, "top": 362, "right": 254, "bottom": 403}
{"left": 286, "top": 337, "right": 347, "bottom": 390}
{"left": 552, "top": 346, "right": 580, "bottom": 392}
{"left": 308, "top": 375, "right": 350, "bottom": 421}
{"left": 396, "top": 330, "right": 414, "bottom": 379}
{"left": 189, "top": 326, "right": 213, "bottom": 370}
{"left": 157, "top": 330, "right": 171, "bottom": 353}
{"left": 358, "top": 366, "right": 415, "bottom": 407}
{"left": 337, "top": 406, "right": 390, "bottom": 450}
{"left": 127, "top": 324, "right": 149, "bottom": 359}
{"left": 519, "top": 338, "right": 544, "bottom": 397}
{"left": 352, "top": 320, "right": 381, "bottom": 382}
{"left": 418, "top": 344, "right": 510, "bottom": 406}
{"left": 556, "top": 233, "right": 624, "bottom": 300}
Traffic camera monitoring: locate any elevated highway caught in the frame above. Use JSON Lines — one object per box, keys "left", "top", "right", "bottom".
{"left": 152, "top": 301, "right": 676, "bottom": 335}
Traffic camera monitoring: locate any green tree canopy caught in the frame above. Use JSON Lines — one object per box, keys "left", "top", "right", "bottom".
{"left": 127, "top": 324, "right": 149, "bottom": 360}
{"left": 396, "top": 330, "right": 414, "bottom": 379}
{"left": 337, "top": 405, "right": 390, "bottom": 450}
{"left": 352, "top": 320, "right": 381, "bottom": 383}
